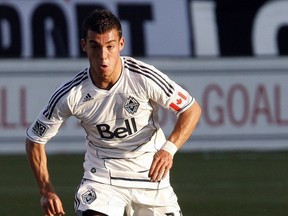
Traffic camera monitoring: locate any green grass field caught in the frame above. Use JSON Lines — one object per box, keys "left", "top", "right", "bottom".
{"left": 1, "top": 151, "right": 288, "bottom": 216}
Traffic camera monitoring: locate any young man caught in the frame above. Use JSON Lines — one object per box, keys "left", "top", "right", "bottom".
{"left": 26, "top": 9, "right": 201, "bottom": 216}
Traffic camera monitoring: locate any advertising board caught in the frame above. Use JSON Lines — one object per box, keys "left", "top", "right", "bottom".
{"left": 0, "top": 0, "right": 287, "bottom": 58}
{"left": 1, "top": 58, "right": 287, "bottom": 153}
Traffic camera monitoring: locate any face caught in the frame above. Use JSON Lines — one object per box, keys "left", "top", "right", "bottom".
{"left": 81, "top": 29, "right": 125, "bottom": 88}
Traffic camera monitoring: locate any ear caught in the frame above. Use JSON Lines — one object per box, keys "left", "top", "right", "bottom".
{"left": 81, "top": 38, "right": 87, "bottom": 52}
{"left": 119, "top": 37, "right": 125, "bottom": 51}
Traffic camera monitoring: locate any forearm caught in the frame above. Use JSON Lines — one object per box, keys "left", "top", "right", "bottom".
{"left": 25, "top": 138, "right": 54, "bottom": 195}
{"left": 167, "top": 100, "right": 201, "bottom": 149}
{"left": 149, "top": 101, "right": 201, "bottom": 181}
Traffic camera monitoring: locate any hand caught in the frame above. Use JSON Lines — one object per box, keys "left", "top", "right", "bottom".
{"left": 40, "top": 192, "right": 65, "bottom": 216}
{"left": 149, "top": 149, "right": 173, "bottom": 182}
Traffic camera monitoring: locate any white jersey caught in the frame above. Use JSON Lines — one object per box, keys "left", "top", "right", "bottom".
{"left": 26, "top": 56, "right": 194, "bottom": 189}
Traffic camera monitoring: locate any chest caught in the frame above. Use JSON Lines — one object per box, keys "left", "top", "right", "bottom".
{"left": 74, "top": 89, "right": 151, "bottom": 124}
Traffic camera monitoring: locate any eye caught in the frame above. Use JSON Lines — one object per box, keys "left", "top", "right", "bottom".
{"left": 90, "top": 45, "right": 100, "bottom": 49}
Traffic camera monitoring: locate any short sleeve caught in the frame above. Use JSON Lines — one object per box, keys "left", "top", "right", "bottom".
{"left": 26, "top": 96, "right": 72, "bottom": 144}
{"left": 146, "top": 66, "right": 194, "bottom": 115}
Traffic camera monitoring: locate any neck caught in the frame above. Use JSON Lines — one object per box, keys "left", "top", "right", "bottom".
{"left": 91, "top": 58, "right": 122, "bottom": 90}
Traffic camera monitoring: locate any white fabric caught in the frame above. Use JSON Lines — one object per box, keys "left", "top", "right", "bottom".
{"left": 161, "top": 141, "right": 178, "bottom": 157}
{"left": 74, "top": 179, "right": 182, "bottom": 216}
{"left": 26, "top": 56, "right": 194, "bottom": 189}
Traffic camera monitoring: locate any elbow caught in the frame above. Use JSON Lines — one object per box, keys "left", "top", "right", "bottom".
{"left": 25, "top": 138, "right": 41, "bottom": 154}
{"left": 25, "top": 138, "right": 33, "bottom": 154}
{"left": 195, "top": 100, "right": 202, "bottom": 117}
{"left": 190, "top": 100, "right": 202, "bottom": 120}
{"left": 179, "top": 100, "right": 202, "bottom": 124}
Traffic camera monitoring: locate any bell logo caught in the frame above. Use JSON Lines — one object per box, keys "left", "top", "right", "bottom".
{"left": 96, "top": 118, "right": 137, "bottom": 139}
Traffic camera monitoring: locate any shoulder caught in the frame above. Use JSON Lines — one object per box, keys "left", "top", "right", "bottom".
{"left": 43, "top": 67, "right": 89, "bottom": 119}
{"left": 56, "top": 67, "right": 89, "bottom": 96}
{"left": 64, "top": 67, "right": 89, "bottom": 89}
{"left": 121, "top": 56, "right": 175, "bottom": 97}
{"left": 121, "top": 56, "right": 170, "bottom": 84}
{"left": 122, "top": 56, "right": 157, "bottom": 73}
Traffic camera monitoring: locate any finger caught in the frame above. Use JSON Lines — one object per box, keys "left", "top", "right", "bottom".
{"left": 44, "top": 200, "right": 56, "bottom": 216}
{"left": 48, "top": 199, "right": 64, "bottom": 216}
{"left": 44, "top": 206, "right": 54, "bottom": 216}
{"left": 149, "top": 151, "right": 162, "bottom": 176}
{"left": 161, "top": 162, "right": 172, "bottom": 179}
{"left": 53, "top": 199, "right": 65, "bottom": 215}
{"left": 154, "top": 162, "right": 167, "bottom": 181}
{"left": 149, "top": 154, "right": 163, "bottom": 178}
{"left": 148, "top": 158, "right": 159, "bottom": 177}
{"left": 151, "top": 160, "right": 173, "bottom": 181}
{"left": 150, "top": 159, "right": 166, "bottom": 181}
{"left": 149, "top": 150, "right": 174, "bottom": 181}
{"left": 41, "top": 197, "right": 52, "bottom": 216}
{"left": 41, "top": 196, "right": 65, "bottom": 216}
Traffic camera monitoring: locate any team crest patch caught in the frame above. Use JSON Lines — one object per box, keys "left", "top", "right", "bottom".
{"left": 82, "top": 189, "right": 97, "bottom": 204}
{"left": 32, "top": 120, "right": 48, "bottom": 137}
{"left": 124, "top": 96, "right": 139, "bottom": 114}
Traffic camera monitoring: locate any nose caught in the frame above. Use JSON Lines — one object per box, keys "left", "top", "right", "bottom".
{"left": 100, "top": 47, "right": 108, "bottom": 60}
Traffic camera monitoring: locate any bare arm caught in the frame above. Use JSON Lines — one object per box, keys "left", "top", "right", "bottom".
{"left": 149, "top": 101, "right": 201, "bottom": 181}
{"left": 26, "top": 138, "right": 65, "bottom": 216}
{"left": 167, "top": 100, "right": 202, "bottom": 148}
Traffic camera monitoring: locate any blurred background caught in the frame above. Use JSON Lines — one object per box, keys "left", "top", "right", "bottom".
{"left": 0, "top": 0, "right": 288, "bottom": 215}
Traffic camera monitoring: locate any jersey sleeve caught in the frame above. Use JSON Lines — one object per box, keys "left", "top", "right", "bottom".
{"left": 147, "top": 66, "right": 195, "bottom": 115}
{"left": 26, "top": 93, "right": 72, "bottom": 144}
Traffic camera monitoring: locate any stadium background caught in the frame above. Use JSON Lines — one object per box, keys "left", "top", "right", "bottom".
{"left": 0, "top": 0, "right": 288, "bottom": 215}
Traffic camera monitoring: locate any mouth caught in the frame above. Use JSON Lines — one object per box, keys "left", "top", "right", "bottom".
{"left": 100, "top": 64, "right": 108, "bottom": 70}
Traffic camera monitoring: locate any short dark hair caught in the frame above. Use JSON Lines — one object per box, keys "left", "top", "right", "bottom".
{"left": 82, "top": 9, "right": 122, "bottom": 39}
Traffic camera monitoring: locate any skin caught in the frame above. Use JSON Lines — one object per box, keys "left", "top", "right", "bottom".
{"left": 26, "top": 28, "right": 202, "bottom": 216}
{"left": 81, "top": 29, "right": 124, "bottom": 90}
{"left": 148, "top": 101, "right": 201, "bottom": 181}
{"left": 26, "top": 139, "right": 65, "bottom": 216}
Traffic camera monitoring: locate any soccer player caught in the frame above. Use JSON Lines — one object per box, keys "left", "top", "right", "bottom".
{"left": 26, "top": 9, "right": 201, "bottom": 216}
